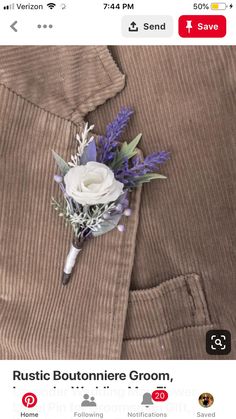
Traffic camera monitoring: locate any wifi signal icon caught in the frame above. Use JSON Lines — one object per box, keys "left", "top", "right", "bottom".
{"left": 47, "top": 3, "right": 56, "bottom": 9}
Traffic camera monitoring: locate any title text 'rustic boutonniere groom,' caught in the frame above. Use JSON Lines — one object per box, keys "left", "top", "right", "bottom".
{"left": 52, "top": 108, "right": 170, "bottom": 285}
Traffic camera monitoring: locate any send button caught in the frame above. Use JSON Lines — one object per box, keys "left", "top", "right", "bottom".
{"left": 122, "top": 16, "right": 173, "bottom": 37}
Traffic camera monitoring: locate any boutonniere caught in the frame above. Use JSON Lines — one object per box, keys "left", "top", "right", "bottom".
{"left": 52, "top": 108, "right": 170, "bottom": 285}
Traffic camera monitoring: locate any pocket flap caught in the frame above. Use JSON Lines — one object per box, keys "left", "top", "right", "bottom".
{"left": 124, "top": 274, "right": 211, "bottom": 340}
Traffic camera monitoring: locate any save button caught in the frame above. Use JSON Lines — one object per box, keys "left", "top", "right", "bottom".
{"left": 179, "top": 15, "right": 226, "bottom": 38}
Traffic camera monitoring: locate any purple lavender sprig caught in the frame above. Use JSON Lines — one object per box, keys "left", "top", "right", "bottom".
{"left": 132, "top": 151, "right": 170, "bottom": 172}
{"left": 97, "top": 107, "right": 134, "bottom": 165}
{"left": 114, "top": 151, "right": 170, "bottom": 187}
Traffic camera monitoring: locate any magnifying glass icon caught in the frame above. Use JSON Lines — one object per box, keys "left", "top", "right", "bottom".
{"left": 215, "top": 338, "right": 222, "bottom": 346}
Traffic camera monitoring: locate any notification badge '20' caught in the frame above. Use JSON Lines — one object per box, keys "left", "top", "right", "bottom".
{"left": 152, "top": 390, "right": 169, "bottom": 402}
{"left": 22, "top": 393, "right": 38, "bottom": 408}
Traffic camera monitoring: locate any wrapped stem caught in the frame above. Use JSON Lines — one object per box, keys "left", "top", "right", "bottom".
{"left": 62, "top": 237, "right": 83, "bottom": 286}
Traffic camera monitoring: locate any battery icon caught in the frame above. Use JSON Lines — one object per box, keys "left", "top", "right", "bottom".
{"left": 211, "top": 3, "right": 227, "bottom": 10}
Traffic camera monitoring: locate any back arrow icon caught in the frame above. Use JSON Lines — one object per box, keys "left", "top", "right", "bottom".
{"left": 10, "top": 21, "right": 18, "bottom": 32}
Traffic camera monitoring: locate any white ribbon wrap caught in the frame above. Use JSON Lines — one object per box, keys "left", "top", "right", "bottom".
{"left": 63, "top": 244, "right": 82, "bottom": 274}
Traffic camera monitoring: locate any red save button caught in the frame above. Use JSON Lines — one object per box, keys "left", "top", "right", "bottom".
{"left": 179, "top": 15, "right": 226, "bottom": 38}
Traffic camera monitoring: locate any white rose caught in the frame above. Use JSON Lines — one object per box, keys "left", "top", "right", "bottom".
{"left": 64, "top": 162, "right": 124, "bottom": 206}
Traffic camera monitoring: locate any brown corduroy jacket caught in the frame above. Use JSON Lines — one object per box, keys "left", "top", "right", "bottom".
{"left": 0, "top": 46, "right": 235, "bottom": 359}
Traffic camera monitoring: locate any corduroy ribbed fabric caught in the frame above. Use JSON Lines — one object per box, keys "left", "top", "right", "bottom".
{"left": 87, "top": 46, "right": 236, "bottom": 360}
{"left": 0, "top": 46, "right": 125, "bottom": 122}
{"left": 0, "top": 46, "right": 235, "bottom": 360}
{"left": 0, "top": 46, "right": 142, "bottom": 359}
{"left": 123, "top": 274, "right": 211, "bottom": 340}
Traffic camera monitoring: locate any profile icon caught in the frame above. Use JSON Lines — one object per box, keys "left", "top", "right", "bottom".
{"left": 198, "top": 393, "right": 214, "bottom": 408}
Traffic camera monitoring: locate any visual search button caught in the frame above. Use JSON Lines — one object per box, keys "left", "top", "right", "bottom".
{"left": 206, "top": 329, "right": 231, "bottom": 355}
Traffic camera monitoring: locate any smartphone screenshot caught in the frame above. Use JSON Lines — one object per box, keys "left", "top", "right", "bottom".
{"left": 0, "top": 1, "right": 235, "bottom": 418}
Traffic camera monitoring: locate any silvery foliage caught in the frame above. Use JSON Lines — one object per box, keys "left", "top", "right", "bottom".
{"left": 51, "top": 197, "right": 121, "bottom": 239}
{"left": 68, "top": 123, "right": 95, "bottom": 167}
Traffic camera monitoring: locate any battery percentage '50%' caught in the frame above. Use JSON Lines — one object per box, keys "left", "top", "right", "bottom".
{"left": 193, "top": 3, "right": 210, "bottom": 9}
{"left": 104, "top": 3, "right": 135, "bottom": 10}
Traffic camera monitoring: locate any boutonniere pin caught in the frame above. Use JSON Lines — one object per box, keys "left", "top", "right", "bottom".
{"left": 52, "top": 108, "right": 170, "bottom": 285}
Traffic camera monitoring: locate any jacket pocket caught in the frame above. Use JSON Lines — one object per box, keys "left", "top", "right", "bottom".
{"left": 124, "top": 273, "right": 211, "bottom": 340}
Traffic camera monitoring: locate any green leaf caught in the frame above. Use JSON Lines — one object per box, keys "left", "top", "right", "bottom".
{"left": 52, "top": 150, "right": 70, "bottom": 175}
{"left": 92, "top": 213, "right": 122, "bottom": 237}
{"left": 111, "top": 133, "right": 142, "bottom": 169}
{"left": 134, "top": 173, "right": 167, "bottom": 185}
{"left": 121, "top": 133, "right": 142, "bottom": 155}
